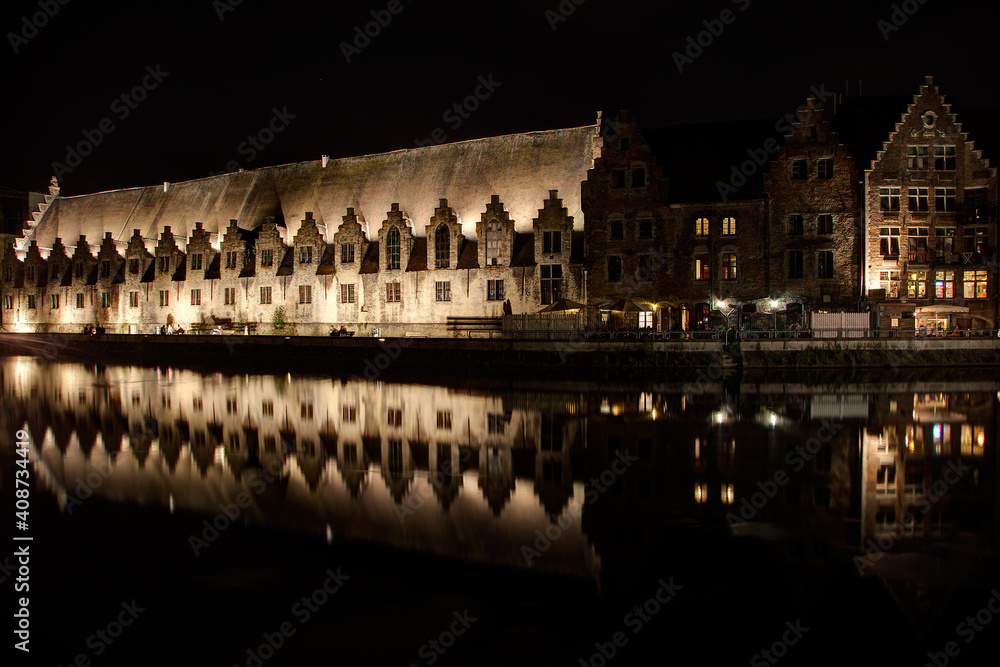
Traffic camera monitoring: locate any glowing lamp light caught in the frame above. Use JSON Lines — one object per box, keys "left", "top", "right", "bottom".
{"left": 770, "top": 300, "right": 779, "bottom": 309}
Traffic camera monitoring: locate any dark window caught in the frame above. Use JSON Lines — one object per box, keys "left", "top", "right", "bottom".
{"left": 487, "top": 279, "right": 504, "bottom": 301}
{"left": 791, "top": 160, "right": 807, "bottom": 179}
{"left": 636, "top": 255, "right": 654, "bottom": 282}
{"left": 638, "top": 219, "right": 653, "bottom": 238}
{"left": 610, "top": 220, "right": 623, "bottom": 240}
{"left": 299, "top": 285, "right": 312, "bottom": 304}
{"left": 340, "top": 284, "right": 356, "bottom": 303}
{"left": 542, "top": 230, "right": 561, "bottom": 254}
{"left": 934, "top": 146, "right": 955, "bottom": 171}
{"left": 788, "top": 251, "right": 803, "bottom": 279}
{"left": 435, "top": 281, "right": 451, "bottom": 301}
{"left": 435, "top": 225, "right": 450, "bottom": 268}
{"left": 880, "top": 187, "right": 900, "bottom": 211}
{"left": 818, "top": 251, "right": 834, "bottom": 279}
{"left": 299, "top": 246, "right": 312, "bottom": 264}
{"left": 258, "top": 250, "right": 271, "bottom": 268}
{"left": 386, "top": 226, "right": 401, "bottom": 270}
{"left": 631, "top": 168, "right": 646, "bottom": 188}
{"left": 817, "top": 214, "right": 833, "bottom": 234}
{"left": 540, "top": 265, "right": 562, "bottom": 304}
{"left": 620, "top": 138, "right": 630, "bottom": 151}
{"left": 128, "top": 259, "right": 139, "bottom": 274}
{"left": 100, "top": 260, "right": 110, "bottom": 277}
{"left": 159, "top": 256, "right": 170, "bottom": 273}
{"left": 191, "top": 253, "right": 203, "bottom": 270}
{"left": 260, "top": 286, "right": 272, "bottom": 304}
{"left": 817, "top": 158, "right": 833, "bottom": 178}
{"left": 788, "top": 215, "right": 803, "bottom": 234}
{"left": 611, "top": 170, "right": 626, "bottom": 188}
{"left": 341, "top": 243, "right": 354, "bottom": 264}
{"left": 607, "top": 256, "right": 622, "bottom": 283}
{"left": 386, "top": 282, "right": 401, "bottom": 303}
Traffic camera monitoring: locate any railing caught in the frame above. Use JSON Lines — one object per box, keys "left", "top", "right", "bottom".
{"left": 907, "top": 251, "right": 928, "bottom": 264}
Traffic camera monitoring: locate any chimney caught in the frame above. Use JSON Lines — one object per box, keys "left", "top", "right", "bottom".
{"left": 321, "top": 155, "right": 329, "bottom": 168}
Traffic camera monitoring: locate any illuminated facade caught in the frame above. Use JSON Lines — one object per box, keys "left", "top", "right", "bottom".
{"left": 2, "top": 76, "right": 995, "bottom": 334}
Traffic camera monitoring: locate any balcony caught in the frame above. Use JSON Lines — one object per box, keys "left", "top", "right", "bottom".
{"left": 907, "top": 251, "right": 928, "bottom": 265}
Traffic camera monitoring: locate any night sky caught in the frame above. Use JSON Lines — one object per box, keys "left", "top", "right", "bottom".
{"left": 1, "top": 0, "right": 996, "bottom": 196}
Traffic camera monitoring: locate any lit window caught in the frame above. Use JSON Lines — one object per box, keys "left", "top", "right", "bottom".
{"left": 963, "top": 270, "right": 988, "bottom": 299}
{"left": 934, "top": 270, "right": 954, "bottom": 299}
{"left": 880, "top": 270, "right": 900, "bottom": 298}
{"left": 695, "top": 217, "right": 709, "bottom": 236}
{"left": 695, "top": 254, "right": 710, "bottom": 281}
{"left": 908, "top": 227, "right": 928, "bottom": 264}
{"left": 722, "top": 253, "right": 736, "bottom": 280}
{"left": 906, "top": 271, "right": 927, "bottom": 299}
{"left": 486, "top": 221, "right": 502, "bottom": 265}
{"left": 721, "top": 217, "right": 736, "bottom": 235}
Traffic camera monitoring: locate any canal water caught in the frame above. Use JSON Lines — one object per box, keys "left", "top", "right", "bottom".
{"left": 1, "top": 357, "right": 998, "bottom": 666}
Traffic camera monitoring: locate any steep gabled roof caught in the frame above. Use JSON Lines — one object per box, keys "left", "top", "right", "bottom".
{"left": 456, "top": 239, "right": 478, "bottom": 270}
{"left": 510, "top": 232, "right": 534, "bottom": 268}
{"left": 406, "top": 239, "right": 426, "bottom": 272}
{"left": 24, "top": 124, "right": 599, "bottom": 250}
{"left": 359, "top": 241, "right": 380, "bottom": 274}
{"left": 275, "top": 248, "right": 295, "bottom": 277}
{"left": 316, "top": 244, "right": 337, "bottom": 276}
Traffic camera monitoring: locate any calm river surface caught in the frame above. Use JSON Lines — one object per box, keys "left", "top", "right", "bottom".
{"left": 2, "top": 357, "right": 998, "bottom": 666}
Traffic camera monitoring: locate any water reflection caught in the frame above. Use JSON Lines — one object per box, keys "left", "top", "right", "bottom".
{"left": 3, "top": 357, "right": 998, "bottom": 611}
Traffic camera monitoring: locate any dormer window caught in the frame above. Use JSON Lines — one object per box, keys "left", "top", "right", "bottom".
{"left": 386, "top": 227, "right": 401, "bottom": 270}
{"left": 542, "top": 230, "right": 561, "bottom": 254}
{"left": 486, "top": 221, "right": 502, "bottom": 265}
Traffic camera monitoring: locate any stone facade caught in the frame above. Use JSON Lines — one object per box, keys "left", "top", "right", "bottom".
{"left": 764, "top": 99, "right": 860, "bottom": 313}
{"left": 2, "top": 77, "right": 996, "bottom": 335}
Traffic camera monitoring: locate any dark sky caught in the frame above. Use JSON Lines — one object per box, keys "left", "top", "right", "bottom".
{"left": 1, "top": 0, "right": 997, "bottom": 196}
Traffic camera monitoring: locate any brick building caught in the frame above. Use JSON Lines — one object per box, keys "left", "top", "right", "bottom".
{"left": 865, "top": 76, "right": 998, "bottom": 331}
{"left": 2, "top": 76, "right": 996, "bottom": 335}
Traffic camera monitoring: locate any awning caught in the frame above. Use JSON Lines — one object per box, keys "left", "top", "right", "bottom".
{"left": 915, "top": 305, "right": 970, "bottom": 314}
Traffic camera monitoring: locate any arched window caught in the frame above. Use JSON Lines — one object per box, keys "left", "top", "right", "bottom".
{"left": 486, "top": 220, "right": 501, "bottom": 266}
{"left": 435, "top": 224, "right": 450, "bottom": 269}
{"left": 386, "top": 226, "right": 400, "bottom": 270}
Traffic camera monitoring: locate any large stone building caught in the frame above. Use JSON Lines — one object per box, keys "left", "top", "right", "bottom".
{"left": 1, "top": 76, "right": 996, "bottom": 335}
